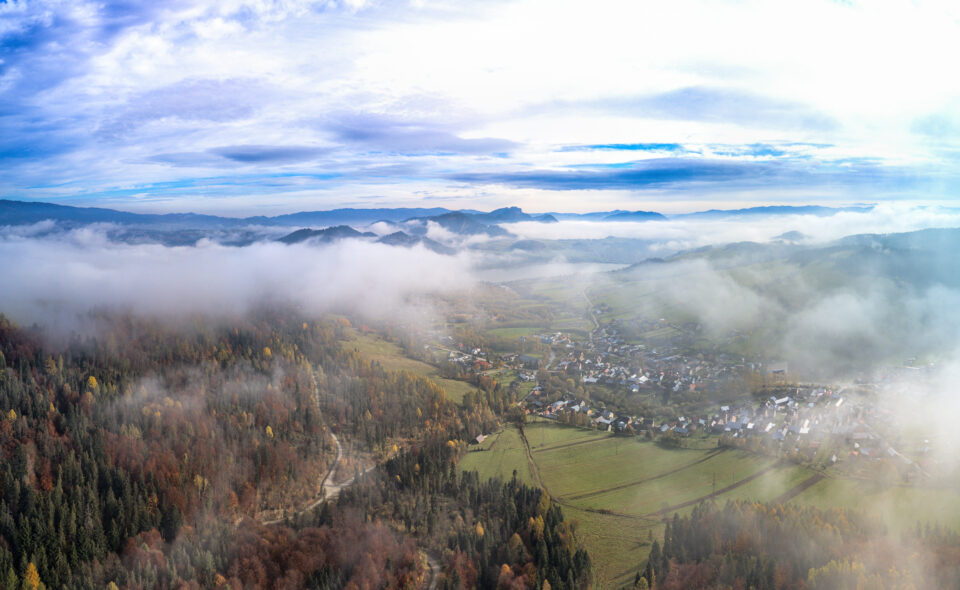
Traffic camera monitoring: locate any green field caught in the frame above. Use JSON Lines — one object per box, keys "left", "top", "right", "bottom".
{"left": 485, "top": 326, "right": 543, "bottom": 340}
{"left": 343, "top": 330, "right": 478, "bottom": 402}
{"left": 524, "top": 420, "right": 606, "bottom": 447}
{"left": 457, "top": 420, "right": 960, "bottom": 588}
{"left": 457, "top": 426, "right": 535, "bottom": 486}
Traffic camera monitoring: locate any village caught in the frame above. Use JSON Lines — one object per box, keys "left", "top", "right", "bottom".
{"left": 438, "top": 316, "right": 939, "bottom": 483}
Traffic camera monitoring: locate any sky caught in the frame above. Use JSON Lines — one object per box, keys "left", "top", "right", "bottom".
{"left": 2, "top": 0, "right": 960, "bottom": 215}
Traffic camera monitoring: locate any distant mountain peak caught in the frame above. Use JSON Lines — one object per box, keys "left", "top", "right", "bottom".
{"left": 376, "top": 230, "right": 455, "bottom": 255}
{"left": 277, "top": 225, "right": 375, "bottom": 244}
{"left": 602, "top": 210, "right": 667, "bottom": 221}
{"left": 405, "top": 211, "right": 511, "bottom": 238}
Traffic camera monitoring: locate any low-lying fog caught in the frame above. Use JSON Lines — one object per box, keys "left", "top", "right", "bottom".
{"left": 0, "top": 225, "right": 473, "bottom": 331}
{"left": 3, "top": 202, "right": 960, "bottom": 377}
{"left": 502, "top": 203, "right": 960, "bottom": 250}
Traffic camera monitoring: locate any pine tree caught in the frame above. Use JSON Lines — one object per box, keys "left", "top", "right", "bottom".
{"left": 4, "top": 566, "right": 18, "bottom": 590}
{"left": 643, "top": 540, "right": 662, "bottom": 588}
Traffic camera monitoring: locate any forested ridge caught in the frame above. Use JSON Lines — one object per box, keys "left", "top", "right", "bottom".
{"left": 0, "top": 312, "right": 592, "bottom": 589}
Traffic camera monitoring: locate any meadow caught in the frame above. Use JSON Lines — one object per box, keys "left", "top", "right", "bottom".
{"left": 457, "top": 426, "right": 536, "bottom": 486}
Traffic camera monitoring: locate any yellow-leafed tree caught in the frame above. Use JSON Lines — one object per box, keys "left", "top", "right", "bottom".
{"left": 22, "top": 562, "right": 43, "bottom": 590}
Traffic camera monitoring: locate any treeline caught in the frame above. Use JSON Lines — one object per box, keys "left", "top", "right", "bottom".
{"left": 636, "top": 500, "right": 960, "bottom": 589}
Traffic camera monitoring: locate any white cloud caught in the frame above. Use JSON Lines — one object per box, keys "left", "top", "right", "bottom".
{"left": 501, "top": 204, "right": 960, "bottom": 249}
{"left": 0, "top": 229, "right": 473, "bottom": 330}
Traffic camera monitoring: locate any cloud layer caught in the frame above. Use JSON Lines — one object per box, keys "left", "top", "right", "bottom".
{"left": 2, "top": 0, "right": 960, "bottom": 213}
{"left": 0, "top": 226, "right": 473, "bottom": 331}
{"left": 502, "top": 203, "right": 960, "bottom": 251}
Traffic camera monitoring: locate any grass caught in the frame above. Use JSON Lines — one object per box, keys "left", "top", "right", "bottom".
{"left": 458, "top": 426, "right": 535, "bottom": 486}
{"left": 343, "top": 330, "right": 478, "bottom": 403}
{"left": 525, "top": 420, "right": 612, "bottom": 451}
{"left": 542, "top": 444, "right": 778, "bottom": 517}
{"left": 486, "top": 326, "right": 542, "bottom": 340}
{"left": 562, "top": 504, "right": 662, "bottom": 588}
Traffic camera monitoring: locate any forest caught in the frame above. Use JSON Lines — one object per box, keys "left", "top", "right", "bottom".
{"left": 0, "top": 312, "right": 590, "bottom": 589}
{"left": 637, "top": 500, "right": 960, "bottom": 590}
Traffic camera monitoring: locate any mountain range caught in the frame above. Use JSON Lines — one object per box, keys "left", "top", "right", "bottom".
{"left": 0, "top": 199, "right": 885, "bottom": 261}
{"left": 0, "top": 199, "right": 872, "bottom": 231}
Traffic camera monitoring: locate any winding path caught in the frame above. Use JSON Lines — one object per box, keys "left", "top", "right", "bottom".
{"left": 261, "top": 369, "right": 376, "bottom": 524}
{"left": 258, "top": 368, "right": 434, "bottom": 588}
{"left": 422, "top": 550, "right": 441, "bottom": 590}
{"left": 261, "top": 431, "right": 358, "bottom": 525}
{"left": 582, "top": 289, "right": 599, "bottom": 331}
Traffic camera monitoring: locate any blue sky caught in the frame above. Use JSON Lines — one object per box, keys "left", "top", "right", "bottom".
{"left": 2, "top": 0, "right": 960, "bottom": 215}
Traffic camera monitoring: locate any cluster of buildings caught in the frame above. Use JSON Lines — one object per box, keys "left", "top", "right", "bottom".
{"left": 549, "top": 320, "right": 760, "bottom": 398}
{"left": 438, "top": 339, "right": 494, "bottom": 372}
{"left": 524, "top": 394, "right": 639, "bottom": 432}
{"left": 441, "top": 319, "right": 935, "bottom": 477}
{"left": 511, "top": 317, "right": 933, "bottom": 476}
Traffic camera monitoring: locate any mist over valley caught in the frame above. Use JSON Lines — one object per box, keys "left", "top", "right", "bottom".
{"left": 5, "top": 0, "right": 960, "bottom": 587}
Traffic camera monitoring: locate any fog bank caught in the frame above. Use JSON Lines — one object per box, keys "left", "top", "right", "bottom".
{"left": 0, "top": 227, "right": 473, "bottom": 331}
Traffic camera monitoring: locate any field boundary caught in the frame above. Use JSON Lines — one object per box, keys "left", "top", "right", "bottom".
{"left": 642, "top": 460, "right": 783, "bottom": 517}
{"left": 519, "top": 424, "right": 660, "bottom": 523}
{"left": 772, "top": 473, "right": 824, "bottom": 505}
{"left": 532, "top": 434, "right": 614, "bottom": 454}
{"left": 564, "top": 447, "right": 728, "bottom": 501}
